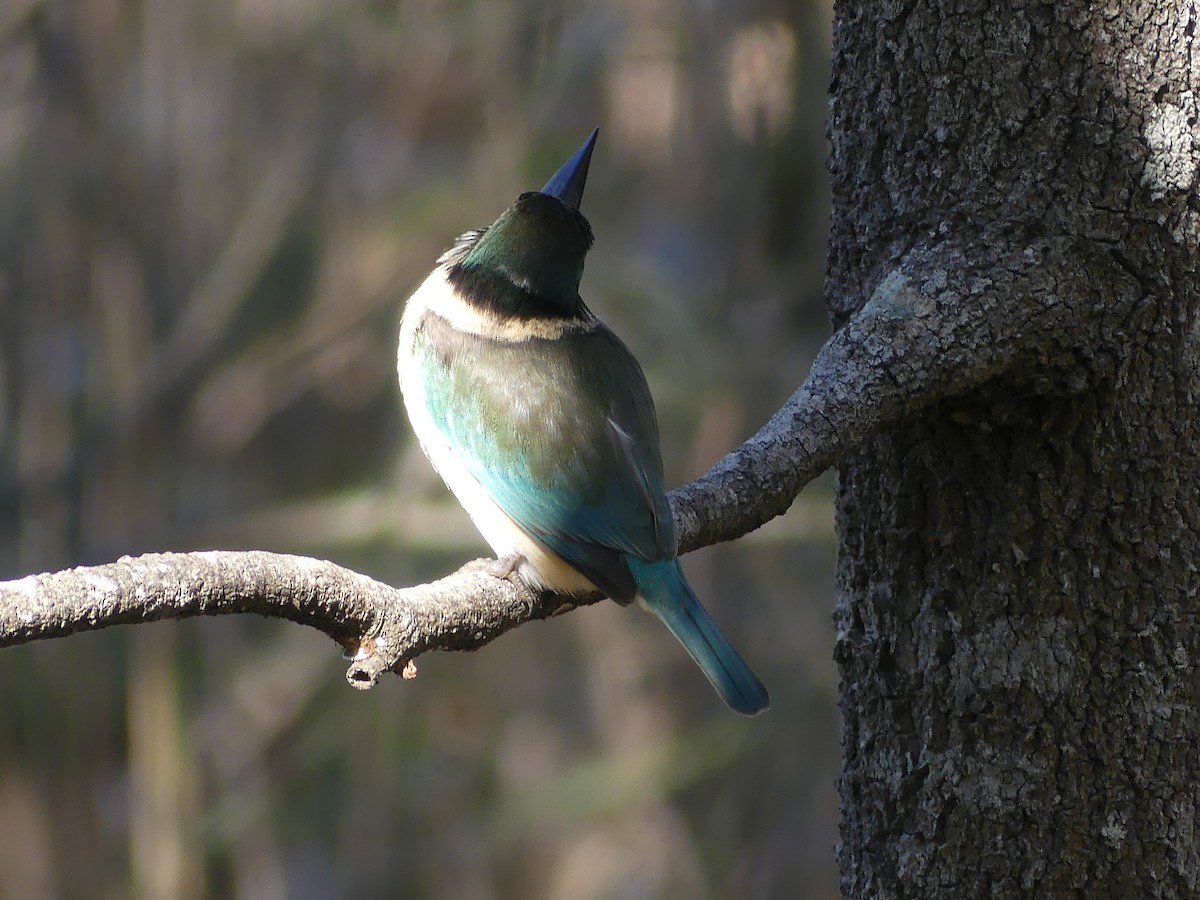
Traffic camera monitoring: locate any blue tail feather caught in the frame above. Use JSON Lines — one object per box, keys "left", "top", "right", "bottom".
{"left": 628, "top": 558, "right": 769, "bottom": 716}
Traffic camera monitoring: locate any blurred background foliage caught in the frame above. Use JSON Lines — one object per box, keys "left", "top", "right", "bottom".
{"left": 0, "top": 0, "right": 837, "bottom": 896}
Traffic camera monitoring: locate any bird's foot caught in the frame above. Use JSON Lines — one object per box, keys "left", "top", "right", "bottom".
{"left": 485, "top": 553, "right": 541, "bottom": 609}
{"left": 487, "top": 553, "right": 526, "bottom": 580}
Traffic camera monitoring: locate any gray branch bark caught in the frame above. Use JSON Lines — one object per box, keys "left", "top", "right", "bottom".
{"left": 0, "top": 550, "right": 575, "bottom": 688}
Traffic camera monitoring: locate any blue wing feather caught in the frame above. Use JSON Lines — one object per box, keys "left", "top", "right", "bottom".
{"left": 416, "top": 313, "right": 674, "bottom": 601}
{"left": 412, "top": 308, "right": 770, "bottom": 716}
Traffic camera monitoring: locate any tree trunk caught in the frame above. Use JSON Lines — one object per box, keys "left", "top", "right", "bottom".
{"left": 828, "top": 1, "right": 1200, "bottom": 896}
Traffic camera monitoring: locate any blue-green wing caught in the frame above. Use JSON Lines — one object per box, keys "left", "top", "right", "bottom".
{"left": 415, "top": 314, "right": 675, "bottom": 602}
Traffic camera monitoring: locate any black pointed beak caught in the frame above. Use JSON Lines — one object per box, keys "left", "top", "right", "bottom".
{"left": 540, "top": 127, "right": 599, "bottom": 210}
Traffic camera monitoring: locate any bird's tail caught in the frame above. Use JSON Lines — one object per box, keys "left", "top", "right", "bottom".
{"left": 628, "top": 558, "right": 769, "bottom": 716}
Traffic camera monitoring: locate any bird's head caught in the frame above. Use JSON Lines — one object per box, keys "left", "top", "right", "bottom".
{"left": 447, "top": 129, "right": 599, "bottom": 321}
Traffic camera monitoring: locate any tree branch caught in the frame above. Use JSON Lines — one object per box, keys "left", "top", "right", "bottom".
{"left": 0, "top": 550, "right": 588, "bottom": 688}
{"left": 2, "top": 235, "right": 1129, "bottom": 684}
{"left": 672, "top": 234, "right": 1136, "bottom": 551}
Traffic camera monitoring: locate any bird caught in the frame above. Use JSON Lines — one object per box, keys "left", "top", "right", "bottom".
{"left": 397, "top": 129, "right": 769, "bottom": 716}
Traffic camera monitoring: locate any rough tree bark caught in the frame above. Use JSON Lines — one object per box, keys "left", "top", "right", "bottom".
{"left": 828, "top": 1, "right": 1200, "bottom": 896}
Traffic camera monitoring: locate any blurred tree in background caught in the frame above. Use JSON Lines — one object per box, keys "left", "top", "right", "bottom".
{"left": 0, "top": 0, "right": 836, "bottom": 896}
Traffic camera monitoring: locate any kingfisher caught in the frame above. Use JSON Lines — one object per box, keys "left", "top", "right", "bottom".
{"left": 397, "top": 129, "right": 769, "bottom": 716}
